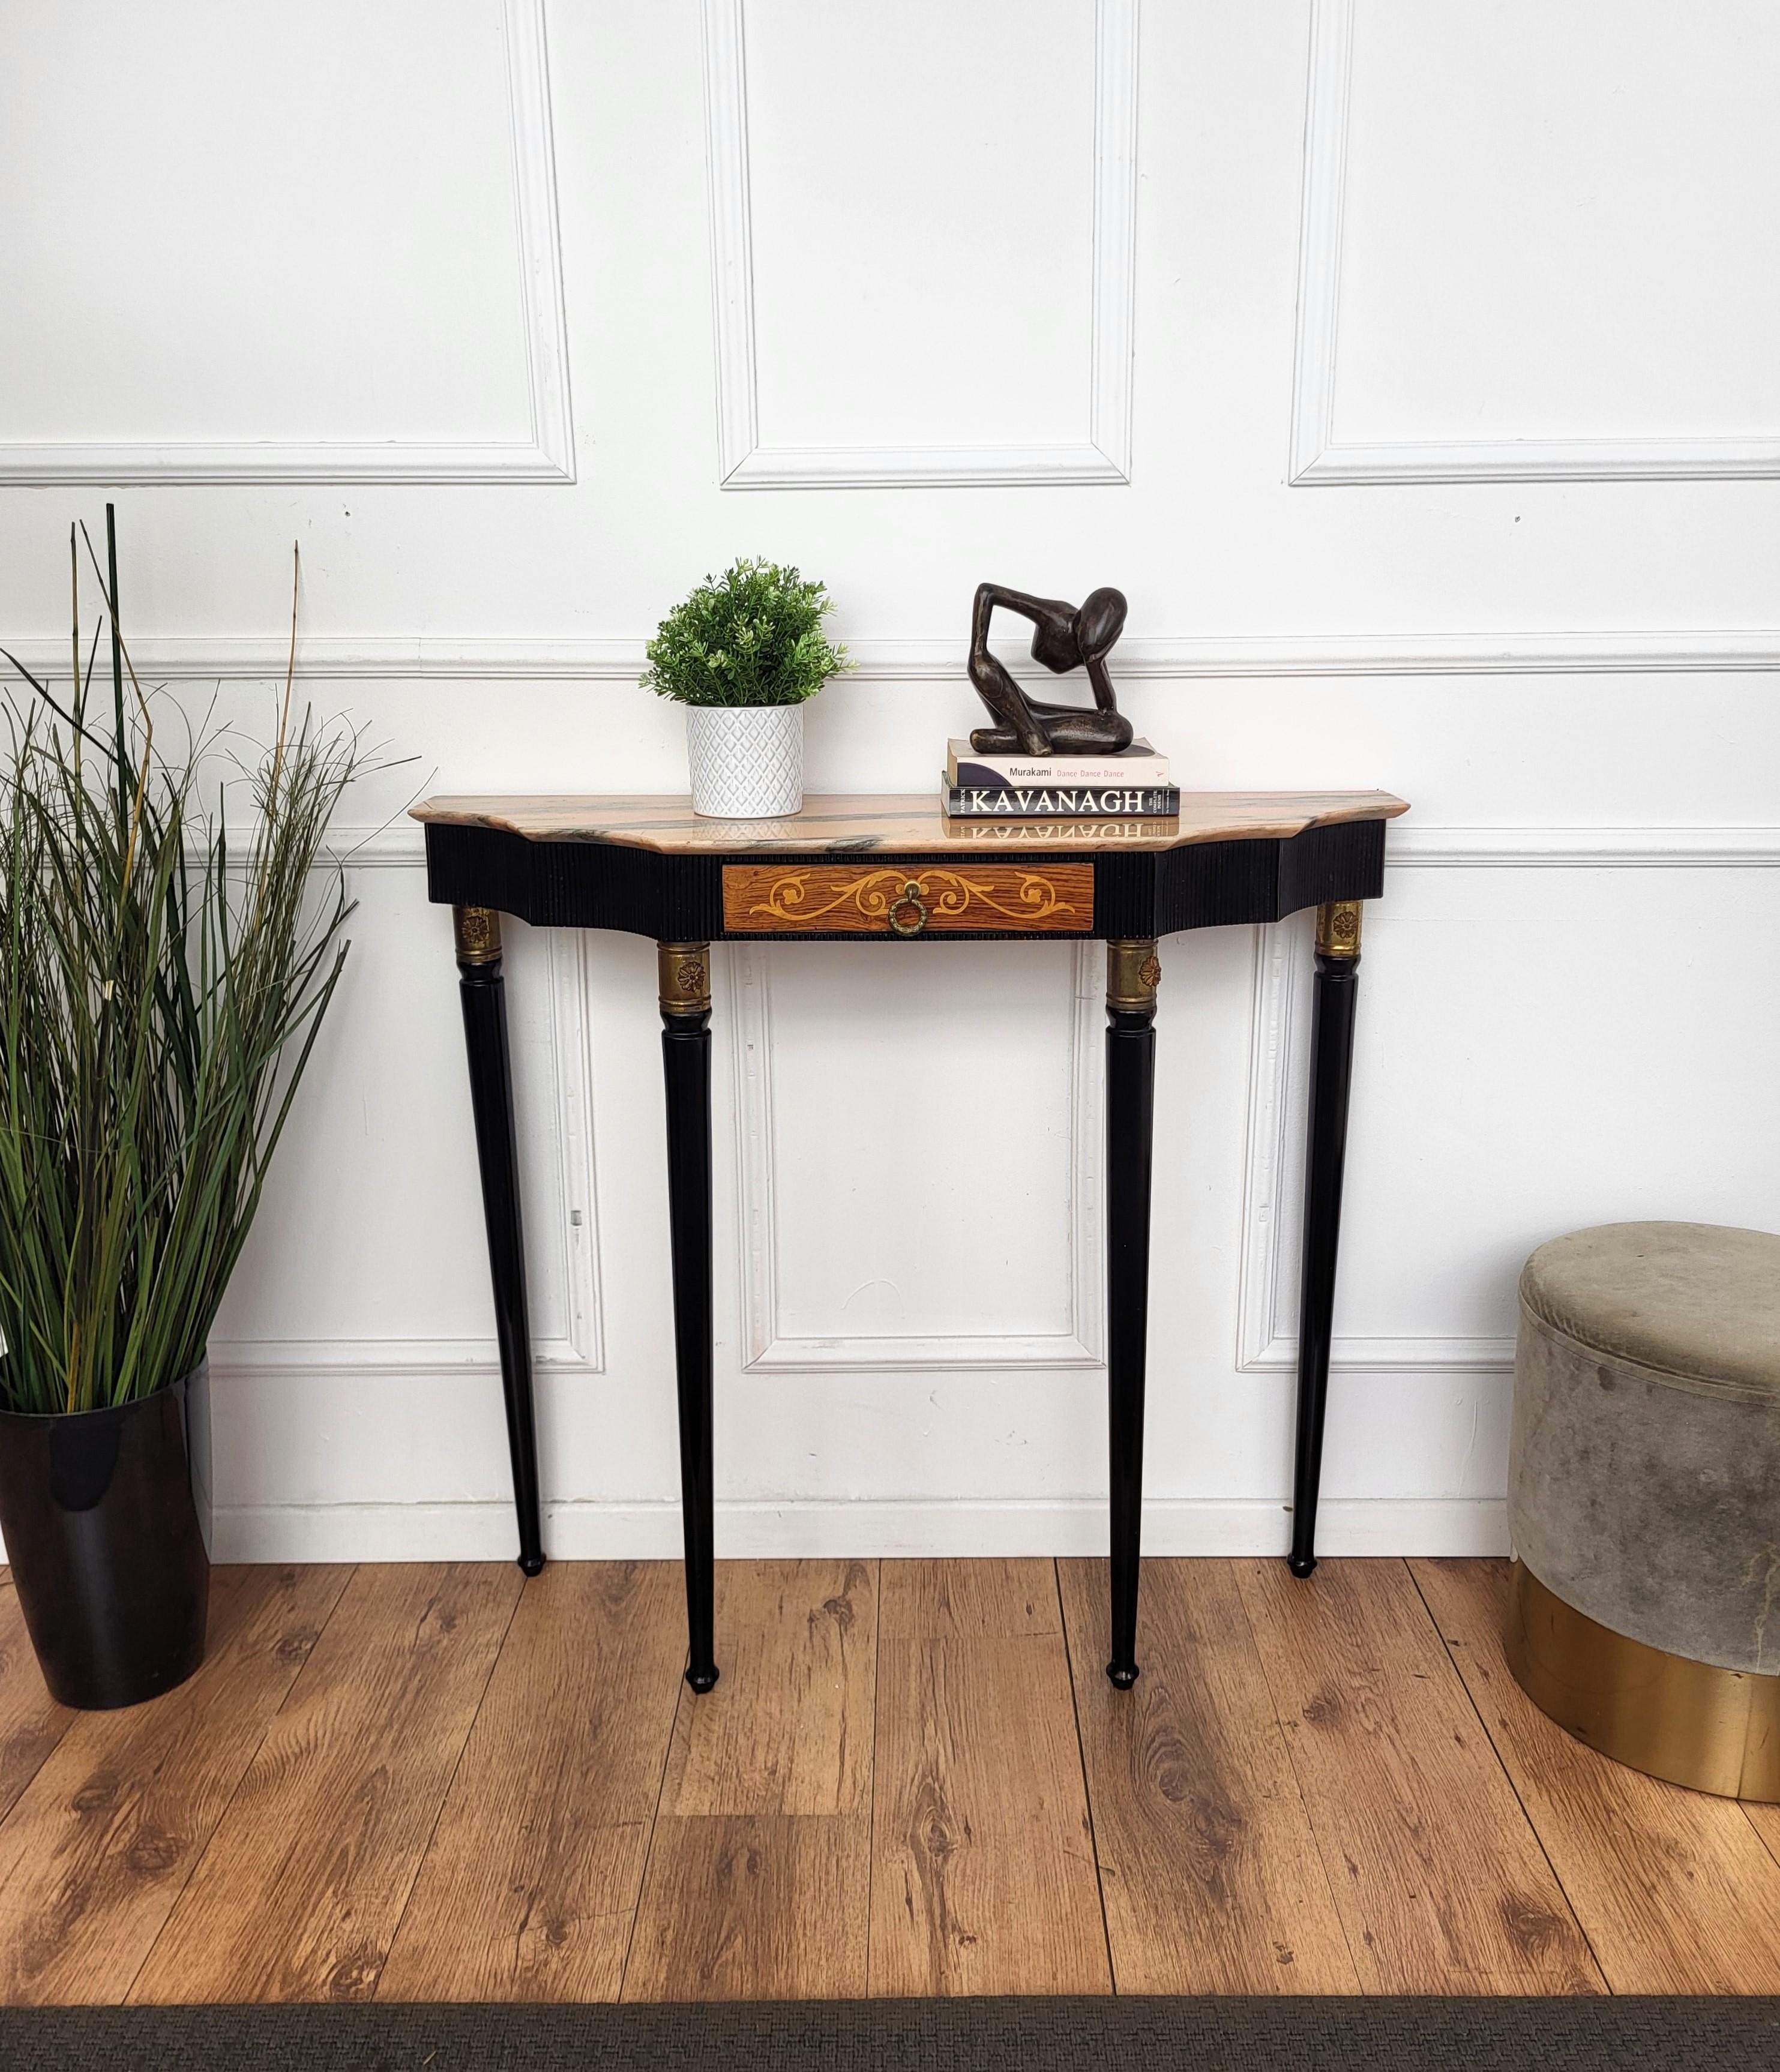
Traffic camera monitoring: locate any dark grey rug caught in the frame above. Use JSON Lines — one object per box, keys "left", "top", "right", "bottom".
{"left": 1, "top": 1998, "right": 1777, "bottom": 2070}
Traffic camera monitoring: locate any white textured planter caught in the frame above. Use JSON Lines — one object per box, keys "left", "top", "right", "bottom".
{"left": 686, "top": 704, "right": 805, "bottom": 818}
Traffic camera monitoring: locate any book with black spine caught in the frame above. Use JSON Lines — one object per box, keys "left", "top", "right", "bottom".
{"left": 942, "top": 779, "right": 1180, "bottom": 819}
{"left": 945, "top": 737, "right": 1170, "bottom": 789}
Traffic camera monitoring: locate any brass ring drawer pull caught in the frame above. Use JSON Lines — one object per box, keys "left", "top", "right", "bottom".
{"left": 886, "top": 881, "right": 928, "bottom": 937}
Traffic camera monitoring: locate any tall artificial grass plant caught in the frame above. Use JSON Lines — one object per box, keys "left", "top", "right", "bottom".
{"left": 0, "top": 510, "right": 362, "bottom": 1415}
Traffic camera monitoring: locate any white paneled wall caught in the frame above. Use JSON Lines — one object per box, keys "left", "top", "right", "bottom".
{"left": 705, "top": 0, "right": 1137, "bottom": 482}
{"left": 1, "top": 1, "right": 1776, "bottom": 1561}
{"left": 1295, "top": 0, "right": 1780, "bottom": 478}
{"left": 0, "top": 0, "right": 571, "bottom": 481}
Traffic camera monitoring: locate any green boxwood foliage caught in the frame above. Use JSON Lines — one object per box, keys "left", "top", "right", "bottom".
{"left": 642, "top": 558, "right": 850, "bottom": 707}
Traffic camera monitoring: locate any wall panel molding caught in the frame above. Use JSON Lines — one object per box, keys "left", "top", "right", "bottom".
{"left": 1235, "top": 827, "right": 1780, "bottom": 1378}
{"left": 0, "top": 0, "right": 574, "bottom": 486}
{"left": 11, "top": 627, "right": 1780, "bottom": 683}
{"left": 211, "top": 928, "right": 603, "bottom": 1377}
{"left": 700, "top": 0, "right": 1138, "bottom": 488}
{"left": 304, "top": 815, "right": 1780, "bottom": 878}
{"left": 1234, "top": 906, "right": 1514, "bottom": 1375}
{"left": 729, "top": 940, "right": 1105, "bottom": 1371}
{"left": 193, "top": 827, "right": 1772, "bottom": 1542}
{"left": 1289, "top": 0, "right": 1780, "bottom": 485}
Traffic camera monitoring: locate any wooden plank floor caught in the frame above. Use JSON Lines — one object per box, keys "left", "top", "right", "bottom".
{"left": 4, "top": 1557, "right": 1780, "bottom": 2002}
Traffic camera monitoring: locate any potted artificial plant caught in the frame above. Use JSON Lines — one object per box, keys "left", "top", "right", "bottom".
{"left": 643, "top": 557, "right": 849, "bottom": 817}
{"left": 0, "top": 512, "right": 361, "bottom": 1708}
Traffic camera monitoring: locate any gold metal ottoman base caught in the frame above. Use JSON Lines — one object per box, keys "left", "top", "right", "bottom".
{"left": 1506, "top": 1560, "right": 1780, "bottom": 1801}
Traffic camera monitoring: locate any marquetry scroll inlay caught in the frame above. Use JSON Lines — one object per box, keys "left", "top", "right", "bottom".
{"left": 721, "top": 863, "right": 1093, "bottom": 936}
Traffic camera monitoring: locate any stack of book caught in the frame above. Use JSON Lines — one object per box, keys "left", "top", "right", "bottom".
{"left": 941, "top": 738, "right": 1178, "bottom": 819}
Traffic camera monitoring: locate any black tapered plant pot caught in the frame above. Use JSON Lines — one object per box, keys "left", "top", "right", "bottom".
{"left": 0, "top": 1360, "right": 211, "bottom": 1709}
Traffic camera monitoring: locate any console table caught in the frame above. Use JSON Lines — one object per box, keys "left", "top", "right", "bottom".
{"left": 412, "top": 789, "right": 1408, "bottom": 1690}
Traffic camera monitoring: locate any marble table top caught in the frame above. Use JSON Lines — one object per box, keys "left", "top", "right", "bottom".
{"left": 411, "top": 791, "right": 1410, "bottom": 856}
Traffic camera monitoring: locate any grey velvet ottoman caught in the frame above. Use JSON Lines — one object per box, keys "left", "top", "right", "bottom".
{"left": 1505, "top": 1221, "right": 1780, "bottom": 1798}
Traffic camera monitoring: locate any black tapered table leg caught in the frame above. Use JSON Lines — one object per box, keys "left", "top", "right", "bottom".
{"left": 1105, "top": 939, "right": 1161, "bottom": 1689}
{"left": 1288, "top": 899, "right": 1364, "bottom": 1578}
{"left": 454, "top": 906, "right": 544, "bottom": 1576}
{"left": 660, "top": 942, "right": 718, "bottom": 1693}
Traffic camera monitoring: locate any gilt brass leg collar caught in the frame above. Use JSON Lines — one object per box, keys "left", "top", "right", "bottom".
{"left": 658, "top": 941, "right": 711, "bottom": 1016}
{"left": 454, "top": 905, "right": 502, "bottom": 966}
{"left": 1107, "top": 938, "right": 1161, "bottom": 1013}
{"left": 1315, "top": 899, "right": 1362, "bottom": 959}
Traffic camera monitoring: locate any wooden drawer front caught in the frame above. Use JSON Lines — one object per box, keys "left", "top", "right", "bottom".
{"left": 723, "top": 862, "right": 1093, "bottom": 936}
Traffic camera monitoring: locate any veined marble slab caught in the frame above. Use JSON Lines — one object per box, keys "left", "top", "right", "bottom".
{"left": 410, "top": 791, "right": 1410, "bottom": 856}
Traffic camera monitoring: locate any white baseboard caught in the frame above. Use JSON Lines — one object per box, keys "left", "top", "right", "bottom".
{"left": 206, "top": 1495, "right": 1509, "bottom": 1564}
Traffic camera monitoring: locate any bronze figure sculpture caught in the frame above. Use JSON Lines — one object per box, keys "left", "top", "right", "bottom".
{"left": 967, "top": 582, "right": 1133, "bottom": 756}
